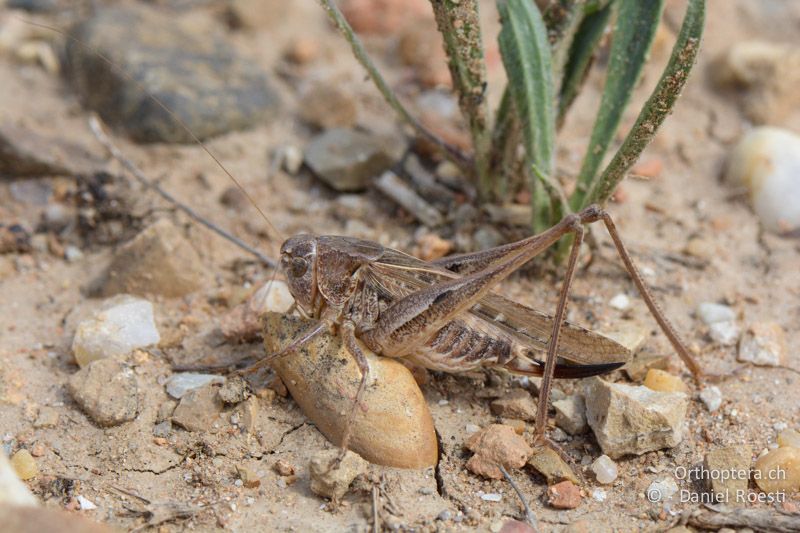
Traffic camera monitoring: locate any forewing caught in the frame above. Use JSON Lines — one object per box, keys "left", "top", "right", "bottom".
{"left": 368, "top": 248, "right": 631, "bottom": 365}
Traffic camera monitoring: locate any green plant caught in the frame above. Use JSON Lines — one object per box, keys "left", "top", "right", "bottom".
{"left": 319, "top": 0, "right": 705, "bottom": 234}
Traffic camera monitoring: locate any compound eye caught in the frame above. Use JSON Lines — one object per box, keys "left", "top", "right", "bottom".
{"left": 290, "top": 257, "right": 308, "bottom": 277}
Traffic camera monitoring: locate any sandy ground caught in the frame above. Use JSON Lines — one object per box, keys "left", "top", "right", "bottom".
{"left": 1, "top": 0, "right": 799, "bottom": 531}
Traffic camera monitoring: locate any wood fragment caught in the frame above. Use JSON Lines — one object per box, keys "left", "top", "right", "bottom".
{"left": 687, "top": 505, "right": 800, "bottom": 533}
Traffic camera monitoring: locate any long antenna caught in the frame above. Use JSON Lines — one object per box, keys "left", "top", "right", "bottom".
{"left": 21, "top": 18, "right": 285, "bottom": 246}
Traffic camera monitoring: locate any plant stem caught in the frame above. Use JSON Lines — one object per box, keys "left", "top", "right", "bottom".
{"left": 429, "top": 0, "right": 492, "bottom": 200}
{"left": 318, "top": 0, "right": 471, "bottom": 173}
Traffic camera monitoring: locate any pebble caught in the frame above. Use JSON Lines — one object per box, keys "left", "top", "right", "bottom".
{"left": 33, "top": 407, "right": 59, "bottom": 429}
{"left": 527, "top": 446, "right": 579, "bottom": 485}
{"left": 236, "top": 466, "right": 260, "bottom": 489}
{"left": 414, "top": 233, "right": 452, "bottom": 261}
{"left": 647, "top": 478, "right": 678, "bottom": 502}
{"left": 696, "top": 302, "right": 739, "bottom": 346}
{"left": 602, "top": 324, "right": 650, "bottom": 356}
{"left": 591, "top": 488, "right": 607, "bottom": 502}
{"left": 265, "top": 313, "right": 437, "bottom": 469}
{"left": 699, "top": 386, "right": 723, "bottom": 412}
{"left": 76, "top": 495, "right": 97, "bottom": 510}
{"left": 713, "top": 42, "right": 800, "bottom": 125}
{"left": 219, "top": 280, "right": 296, "bottom": 341}
{"left": 340, "top": 0, "right": 431, "bottom": 34}
{"left": 623, "top": 353, "right": 671, "bottom": 382}
{"left": 10, "top": 450, "right": 38, "bottom": 480}
{"left": 552, "top": 395, "right": 587, "bottom": 435}
{"left": 591, "top": 455, "right": 618, "bottom": 484}
{"left": 273, "top": 459, "right": 295, "bottom": 477}
{"left": 68, "top": 358, "right": 139, "bottom": 427}
{"left": 704, "top": 446, "right": 751, "bottom": 502}
{"left": 754, "top": 447, "right": 800, "bottom": 493}
{"left": 726, "top": 127, "right": 800, "bottom": 234}
{"left": 279, "top": 145, "right": 304, "bottom": 175}
{"left": 66, "top": 5, "right": 279, "bottom": 142}
{"left": 152, "top": 420, "right": 171, "bottom": 438}
{"left": 778, "top": 429, "right": 800, "bottom": 449}
{"left": 304, "top": 128, "right": 403, "bottom": 192}
{"left": 308, "top": 449, "right": 367, "bottom": 501}
{"left": 171, "top": 383, "right": 224, "bottom": 432}
{"left": 489, "top": 389, "right": 537, "bottom": 421}
{"left": 71, "top": 295, "right": 160, "bottom": 367}
{"left": 0, "top": 453, "right": 37, "bottom": 505}
{"left": 398, "top": 19, "right": 450, "bottom": 88}
{"left": 547, "top": 480, "right": 582, "bottom": 509}
{"left": 299, "top": 83, "right": 358, "bottom": 130}
{"left": 284, "top": 37, "right": 319, "bottom": 65}
{"left": 218, "top": 375, "right": 250, "bottom": 405}
{"left": 464, "top": 424, "right": 533, "bottom": 480}
{"left": 737, "top": 322, "right": 787, "bottom": 366}
{"left": 609, "top": 293, "right": 630, "bottom": 311}
{"left": 0, "top": 123, "right": 100, "bottom": 178}
{"left": 96, "top": 219, "right": 208, "bottom": 298}
{"left": 583, "top": 377, "right": 688, "bottom": 459}
{"left": 643, "top": 369, "right": 689, "bottom": 394}
{"left": 480, "top": 492, "right": 502, "bottom": 502}
{"left": 165, "top": 373, "right": 225, "bottom": 400}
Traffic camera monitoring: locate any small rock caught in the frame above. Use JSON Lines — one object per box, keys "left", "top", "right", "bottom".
{"left": 583, "top": 377, "right": 688, "bottom": 459}
{"left": 414, "top": 233, "right": 452, "bottom": 261}
{"left": 299, "top": 83, "right": 358, "bottom": 130}
{"left": 30, "top": 444, "right": 45, "bottom": 458}
{"left": 398, "top": 18, "right": 450, "bottom": 88}
{"left": 165, "top": 373, "right": 225, "bottom": 400}
{"left": 76, "top": 495, "right": 97, "bottom": 510}
{"left": 284, "top": 37, "right": 319, "bottom": 65}
{"left": 68, "top": 358, "right": 139, "bottom": 427}
{"left": 647, "top": 478, "right": 678, "bottom": 502}
{"left": 697, "top": 302, "right": 736, "bottom": 325}
{"left": 33, "top": 407, "right": 59, "bottom": 429}
{"left": 754, "top": 447, "right": 800, "bottom": 494}
{"left": 10, "top": 450, "right": 38, "bottom": 480}
{"left": 553, "top": 395, "right": 587, "bottom": 435}
{"left": 623, "top": 353, "right": 671, "bottom": 382}
{"left": 778, "top": 429, "right": 800, "bottom": 448}
{"left": 171, "top": 383, "right": 224, "bottom": 432}
{"left": 0, "top": 453, "right": 37, "bottom": 505}
{"left": 631, "top": 158, "right": 663, "bottom": 178}
{"left": 643, "top": 369, "right": 689, "bottom": 394}
{"left": 591, "top": 488, "right": 607, "bottom": 502}
{"left": 220, "top": 280, "right": 296, "bottom": 341}
{"left": 64, "top": 246, "right": 83, "bottom": 263}
{"left": 226, "top": 0, "right": 289, "bottom": 30}
{"left": 218, "top": 375, "right": 250, "bottom": 405}
{"left": 278, "top": 145, "right": 304, "bottom": 175}
{"left": 235, "top": 396, "right": 259, "bottom": 434}
{"left": 0, "top": 123, "right": 100, "bottom": 178}
{"left": 0, "top": 224, "right": 31, "bottom": 254}
{"left": 481, "top": 492, "right": 502, "bottom": 502}
{"left": 527, "top": 446, "right": 578, "bottom": 485}
{"left": 709, "top": 321, "right": 741, "bottom": 346}
{"left": 236, "top": 466, "right": 261, "bottom": 488}
{"left": 273, "top": 459, "right": 295, "bottom": 477}
{"left": 726, "top": 127, "right": 800, "bottom": 234}
{"left": 308, "top": 449, "right": 367, "bottom": 501}
{"left": 304, "top": 128, "right": 402, "bottom": 192}
{"left": 609, "top": 293, "right": 630, "bottom": 311}
{"left": 66, "top": 5, "right": 279, "bottom": 142}
{"left": 436, "top": 509, "right": 452, "bottom": 521}
{"left": 602, "top": 324, "right": 650, "bottom": 355}
{"left": 591, "top": 455, "right": 618, "bottom": 484}
{"left": 704, "top": 446, "right": 751, "bottom": 503}
{"left": 96, "top": 219, "right": 208, "bottom": 298}
{"left": 340, "top": 0, "right": 431, "bottom": 34}
{"left": 738, "top": 322, "right": 787, "bottom": 366}
{"left": 713, "top": 41, "right": 800, "bottom": 125}
{"left": 71, "top": 295, "right": 160, "bottom": 367}
{"left": 152, "top": 420, "right": 171, "bottom": 438}
{"left": 472, "top": 226, "right": 504, "bottom": 251}
{"left": 490, "top": 389, "right": 537, "bottom": 421}
{"left": 699, "top": 386, "right": 723, "bottom": 412}
{"left": 683, "top": 236, "right": 712, "bottom": 260}
{"left": 547, "top": 480, "right": 581, "bottom": 509}
{"left": 465, "top": 424, "right": 533, "bottom": 480}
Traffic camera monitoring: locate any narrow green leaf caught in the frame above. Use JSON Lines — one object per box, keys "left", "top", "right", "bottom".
{"left": 497, "top": 0, "right": 557, "bottom": 231}
{"left": 584, "top": 0, "right": 705, "bottom": 207}
{"left": 556, "top": 1, "right": 613, "bottom": 128}
{"left": 544, "top": 0, "right": 589, "bottom": 97}
{"left": 569, "top": 0, "right": 664, "bottom": 211}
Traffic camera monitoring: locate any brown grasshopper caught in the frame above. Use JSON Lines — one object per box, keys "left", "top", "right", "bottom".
{"left": 65, "top": 17, "right": 705, "bottom": 458}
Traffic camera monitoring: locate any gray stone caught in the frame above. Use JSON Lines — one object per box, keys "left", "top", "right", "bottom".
{"left": 165, "top": 373, "right": 225, "bottom": 400}
{"left": 153, "top": 420, "right": 172, "bottom": 438}
{"left": 0, "top": 124, "right": 100, "bottom": 178}
{"left": 583, "top": 377, "right": 688, "bottom": 459}
{"left": 553, "top": 395, "right": 587, "bottom": 435}
{"left": 33, "top": 407, "right": 59, "bottom": 429}
{"left": 65, "top": 5, "right": 280, "bottom": 143}
{"left": 218, "top": 375, "right": 250, "bottom": 405}
{"left": 738, "top": 322, "right": 787, "bottom": 366}
{"left": 304, "top": 128, "right": 402, "bottom": 192}
{"left": 68, "top": 358, "right": 139, "bottom": 427}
